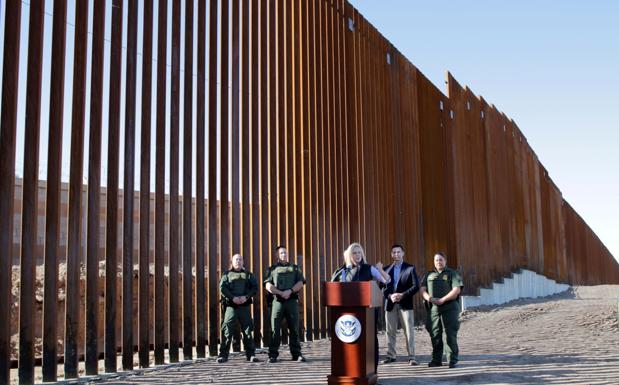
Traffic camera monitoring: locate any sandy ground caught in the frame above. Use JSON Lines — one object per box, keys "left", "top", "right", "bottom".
{"left": 13, "top": 285, "right": 619, "bottom": 385}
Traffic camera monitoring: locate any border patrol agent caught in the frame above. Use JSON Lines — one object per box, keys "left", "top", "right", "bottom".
{"left": 264, "top": 245, "right": 306, "bottom": 363}
{"left": 420, "top": 252, "right": 463, "bottom": 368}
{"left": 217, "top": 254, "right": 259, "bottom": 363}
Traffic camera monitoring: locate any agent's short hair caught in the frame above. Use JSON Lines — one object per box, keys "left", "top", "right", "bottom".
{"left": 274, "top": 245, "right": 286, "bottom": 252}
{"left": 434, "top": 251, "right": 447, "bottom": 259}
{"left": 391, "top": 244, "right": 405, "bottom": 252}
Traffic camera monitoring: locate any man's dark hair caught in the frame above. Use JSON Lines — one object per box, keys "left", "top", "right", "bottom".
{"left": 274, "top": 245, "right": 286, "bottom": 252}
{"left": 435, "top": 251, "right": 447, "bottom": 259}
{"left": 391, "top": 244, "right": 405, "bottom": 252}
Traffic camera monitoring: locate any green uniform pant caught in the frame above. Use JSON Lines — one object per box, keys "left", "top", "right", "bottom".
{"left": 219, "top": 305, "right": 255, "bottom": 358}
{"left": 426, "top": 309, "right": 460, "bottom": 364}
{"left": 269, "top": 299, "right": 301, "bottom": 359}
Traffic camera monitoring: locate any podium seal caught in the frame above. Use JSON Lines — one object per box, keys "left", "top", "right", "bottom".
{"left": 335, "top": 314, "right": 362, "bottom": 343}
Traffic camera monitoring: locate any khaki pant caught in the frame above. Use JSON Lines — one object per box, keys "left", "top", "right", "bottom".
{"left": 385, "top": 303, "right": 416, "bottom": 359}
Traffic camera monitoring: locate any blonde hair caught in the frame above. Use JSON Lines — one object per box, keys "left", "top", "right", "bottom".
{"left": 344, "top": 242, "right": 366, "bottom": 266}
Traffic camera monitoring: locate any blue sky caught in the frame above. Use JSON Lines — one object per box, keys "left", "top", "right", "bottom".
{"left": 349, "top": 0, "right": 619, "bottom": 262}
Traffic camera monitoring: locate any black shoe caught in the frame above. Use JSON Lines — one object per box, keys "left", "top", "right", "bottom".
{"left": 216, "top": 356, "right": 228, "bottom": 363}
{"left": 247, "top": 356, "right": 260, "bottom": 362}
{"left": 428, "top": 361, "right": 442, "bottom": 367}
{"left": 268, "top": 357, "right": 278, "bottom": 363}
{"left": 381, "top": 357, "right": 396, "bottom": 364}
{"left": 449, "top": 362, "right": 457, "bottom": 368}
{"left": 293, "top": 355, "right": 307, "bottom": 362}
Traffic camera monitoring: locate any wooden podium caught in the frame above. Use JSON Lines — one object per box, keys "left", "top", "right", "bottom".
{"left": 323, "top": 281, "right": 383, "bottom": 385}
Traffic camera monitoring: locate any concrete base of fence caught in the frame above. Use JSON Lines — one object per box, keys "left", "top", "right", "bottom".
{"left": 461, "top": 269, "right": 570, "bottom": 310}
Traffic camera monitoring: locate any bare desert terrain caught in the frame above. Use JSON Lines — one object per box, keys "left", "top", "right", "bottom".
{"left": 12, "top": 285, "right": 619, "bottom": 384}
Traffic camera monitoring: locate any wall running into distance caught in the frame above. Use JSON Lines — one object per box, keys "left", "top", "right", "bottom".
{"left": 1, "top": 0, "right": 618, "bottom": 383}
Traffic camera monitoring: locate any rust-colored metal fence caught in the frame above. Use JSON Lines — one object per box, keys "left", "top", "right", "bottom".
{"left": 1, "top": 0, "right": 618, "bottom": 383}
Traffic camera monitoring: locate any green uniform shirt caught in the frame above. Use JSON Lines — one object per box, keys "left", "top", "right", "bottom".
{"left": 422, "top": 267, "right": 464, "bottom": 312}
{"left": 264, "top": 262, "right": 305, "bottom": 299}
{"left": 220, "top": 268, "right": 258, "bottom": 305}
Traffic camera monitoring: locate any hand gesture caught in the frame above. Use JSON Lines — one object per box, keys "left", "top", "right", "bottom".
{"left": 375, "top": 261, "right": 383, "bottom": 270}
{"left": 390, "top": 293, "right": 402, "bottom": 303}
{"left": 281, "top": 289, "right": 292, "bottom": 300}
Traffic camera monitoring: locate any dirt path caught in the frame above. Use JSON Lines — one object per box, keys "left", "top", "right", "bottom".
{"left": 22, "top": 285, "right": 619, "bottom": 385}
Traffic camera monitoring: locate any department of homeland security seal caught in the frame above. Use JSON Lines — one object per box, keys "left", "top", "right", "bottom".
{"left": 335, "top": 314, "right": 362, "bottom": 343}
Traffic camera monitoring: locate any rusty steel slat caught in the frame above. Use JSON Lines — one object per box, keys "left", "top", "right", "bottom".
{"left": 220, "top": 0, "right": 231, "bottom": 338}
{"left": 404, "top": 62, "right": 425, "bottom": 268}
{"left": 220, "top": 0, "right": 231, "bottom": 352}
{"left": 337, "top": 0, "right": 350, "bottom": 249}
{"left": 230, "top": 0, "right": 240, "bottom": 268}
{"left": 284, "top": 0, "right": 295, "bottom": 255}
{"left": 381, "top": 37, "right": 391, "bottom": 261}
{"left": 366, "top": 22, "right": 375, "bottom": 254}
{"left": 139, "top": 0, "right": 154, "bottom": 368}
{"left": 343, "top": 2, "right": 358, "bottom": 244}
{"left": 326, "top": 0, "right": 339, "bottom": 273}
{"left": 18, "top": 2, "right": 45, "bottom": 383}
{"left": 258, "top": 0, "right": 271, "bottom": 347}
{"left": 44, "top": 0, "right": 70, "bottom": 380}
{"left": 324, "top": 0, "right": 335, "bottom": 293}
{"left": 84, "top": 0, "right": 106, "bottom": 375}
{"left": 360, "top": 20, "right": 379, "bottom": 260}
{"left": 314, "top": 0, "right": 328, "bottom": 338}
{"left": 105, "top": 0, "right": 123, "bottom": 373}
{"left": 353, "top": 9, "right": 365, "bottom": 247}
{"left": 481, "top": 102, "right": 498, "bottom": 285}
{"left": 316, "top": 1, "right": 333, "bottom": 337}
{"left": 195, "top": 0, "right": 207, "bottom": 359}
{"left": 292, "top": 0, "right": 308, "bottom": 340}
{"left": 334, "top": 0, "right": 347, "bottom": 254}
{"left": 240, "top": 0, "right": 252, "bottom": 351}
{"left": 169, "top": 0, "right": 181, "bottom": 363}
{"left": 182, "top": 0, "right": 194, "bottom": 361}
{"left": 357, "top": 14, "right": 370, "bottom": 265}
{"left": 376, "top": 36, "right": 387, "bottom": 260}
{"left": 297, "top": 0, "right": 314, "bottom": 342}
{"left": 266, "top": 0, "right": 278, "bottom": 345}
{"left": 121, "top": 0, "right": 138, "bottom": 371}
{"left": 301, "top": 2, "right": 323, "bottom": 340}
{"left": 386, "top": 41, "right": 397, "bottom": 259}
{"left": 241, "top": 0, "right": 251, "bottom": 293}
{"left": 330, "top": 0, "right": 340, "bottom": 266}
{"left": 293, "top": 0, "right": 302, "bottom": 276}
{"left": 371, "top": 33, "right": 383, "bottom": 260}
{"left": 447, "top": 75, "right": 486, "bottom": 290}
{"left": 154, "top": 0, "right": 168, "bottom": 365}
{"left": 207, "top": 0, "right": 219, "bottom": 357}
{"left": 287, "top": 0, "right": 303, "bottom": 339}
{"left": 278, "top": 0, "right": 290, "bottom": 345}
{"left": 389, "top": 48, "right": 404, "bottom": 246}
{"left": 369, "top": 20, "right": 381, "bottom": 263}
{"left": 63, "top": 0, "right": 89, "bottom": 378}
{"left": 384, "top": 41, "right": 394, "bottom": 256}
{"left": 275, "top": 0, "right": 285, "bottom": 247}
{"left": 0, "top": 0, "right": 22, "bottom": 381}
{"left": 322, "top": 0, "right": 334, "bottom": 284}
{"left": 249, "top": 0, "right": 262, "bottom": 348}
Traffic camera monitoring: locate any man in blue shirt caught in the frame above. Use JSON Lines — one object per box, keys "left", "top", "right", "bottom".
{"left": 381, "top": 244, "right": 420, "bottom": 366}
